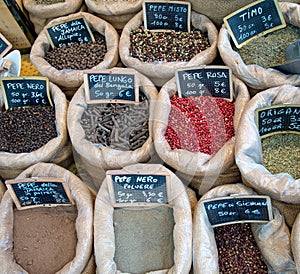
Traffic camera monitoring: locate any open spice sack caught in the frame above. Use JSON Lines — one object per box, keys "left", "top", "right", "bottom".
{"left": 23, "top": 0, "right": 85, "bottom": 34}
{"left": 0, "top": 162, "right": 94, "bottom": 274}
{"left": 0, "top": 81, "right": 72, "bottom": 180}
{"left": 152, "top": 74, "right": 250, "bottom": 196}
{"left": 67, "top": 67, "right": 158, "bottom": 193}
{"left": 85, "top": 0, "right": 143, "bottom": 31}
{"left": 292, "top": 211, "right": 300, "bottom": 273}
{"left": 119, "top": 10, "right": 218, "bottom": 87}
{"left": 30, "top": 12, "right": 119, "bottom": 98}
{"left": 218, "top": 2, "right": 300, "bottom": 90}
{"left": 193, "top": 183, "right": 296, "bottom": 273}
{"left": 235, "top": 84, "right": 300, "bottom": 228}
{"left": 94, "top": 163, "right": 193, "bottom": 274}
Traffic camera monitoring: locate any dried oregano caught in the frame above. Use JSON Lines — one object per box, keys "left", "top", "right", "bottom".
{"left": 261, "top": 133, "right": 300, "bottom": 179}
{"left": 35, "top": 0, "right": 65, "bottom": 4}
{"left": 235, "top": 24, "right": 300, "bottom": 68}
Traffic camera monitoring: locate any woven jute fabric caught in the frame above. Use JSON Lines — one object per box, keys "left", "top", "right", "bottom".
{"left": 0, "top": 82, "right": 71, "bottom": 180}
{"left": 218, "top": 2, "right": 300, "bottom": 90}
{"left": 152, "top": 75, "right": 250, "bottom": 196}
{"left": 30, "top": 12, "right": 119, "bottom": 91}
{"left": 23, "top": 0, "right": 85, "bottom": 34}
{"left": 0, "top": 162, "right": 94, "bottom": 274}
{"left": 193, "top": 183, "right": 296, "bottom": 273}
{"left": 94, "top": 163, "right": 193, "bottom": 274}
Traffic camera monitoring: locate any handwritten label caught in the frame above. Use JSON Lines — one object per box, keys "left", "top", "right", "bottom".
{"left": 176, "top": 66, "right": 233, "bottom": 100}
{"left": 256, "top": 104, "right": 300, "bottom": 138}
{"left": 5, "top": 178, "right": 74, "bottom": 210}
{"left": 107, "top": 170, "right": 169, "bottom": 206}
{"left": 0, "top": 76, "right": 53, "bottom": 109}
{"left": 223, "top": 0, "right": 286, "bottom": 48}
{"left": 202, "top": 195, "right": 273, "bottom": 227}
{"left": 84, "top": 70, "right": 139, "bottom": 104}
{"left": 0, "top": 33, "right": 12, "bottom": 59}
{"left": 143, "top": 0, "right": 191, "bottom": 32}
{"left": 46, "top": 16, "right": 95, "bottom": 48}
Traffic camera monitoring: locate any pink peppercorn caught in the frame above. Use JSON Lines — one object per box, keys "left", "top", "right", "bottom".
{"left": 165, "top": 95, "right": 235, "bottom": 155}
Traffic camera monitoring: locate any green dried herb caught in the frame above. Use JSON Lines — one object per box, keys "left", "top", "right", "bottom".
{"left": 261, "top": 133, "right": 300, "bottom": 179}
{"left": 236, "top": 24, "right": 300, "bottom": 68}
{"left": 35, "top": 0, "right": 65, "bottom": 4}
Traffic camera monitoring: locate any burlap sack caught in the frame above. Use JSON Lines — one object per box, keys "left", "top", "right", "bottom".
{"left": 0, "top": 162, "right": 94, "bottom": 273}
{"left": 119, "top": 11, "right": 218, "bottom": 87}
{"left": 235, "top": 85, "right": 300, "bottom": 229}
{"left": 23, "top": 0, "right": 85, "bottom": 34}
{"left": 218, "top": 2, "right": 300, "bottom": 90}
{"left": 30, "top": 12, "right": 119, "bottom": 92}
{"left": 153, "top": 75, "right": 250, "bottom": 196}
{"left": 85, "top": 0, "right": 142, "bottom": 31}
{"left": 0, "top": 82, "right": 71, "bottom": 180}
{"left": 94, "top": 163, "right": 193, "bottom": 274}
{"left": 189, "top": 0, "right": 255, "bottom": 28}
{"left": 291, "top": 212, "right": 300, "bottom": 273}
{"left": 67, "top": 67, "right": 158, "bottom": 193}
{"left": 193, "top": 183, "right": 296, "bottom": 273}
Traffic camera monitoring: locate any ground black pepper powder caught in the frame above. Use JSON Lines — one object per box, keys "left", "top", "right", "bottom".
{"left": 0, "top": 105, "right": 57, "bottom": 153}
{"left": 44, "top": 32, "right": 107, "bottom": 70}
{"left": 130, "top": 26, "right": 210, "bottom": 62}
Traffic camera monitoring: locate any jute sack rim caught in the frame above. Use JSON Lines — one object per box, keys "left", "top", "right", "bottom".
{"left": 235, "top": 85, "right": 300, "bottom": 204}
{"left": 0, "top": 82, "right": 68, "bottom": 170}
{"left": 94, "top": 163, "right": 193, "bottom": 274}
{"left": 30, "top": 12, "right": 119, "bottom": 88}
{"left": 67, "top": 67, "right": 158, "bottom": 171}
{"left": 23, "top": 0, "right": 83, "bottom": 19}
{"left": 0, "top": 179, "right": 5, "bottom": 203}
{"left": 119, "top": 10, "right": 218, "bottom": 84}
{"left": 85, "top": 0, "right": 142, "bottom": 16}
{"left": 291, "top": 212, "right": 300, "bottom": 273}
{"left": 0, "top": 162, "right": 94, "bottom": 274}
{"left": 218, "top": 2, "right": 300, "bottom": 90}
{"left": 153, "top": 74, "right": 250, "bottom": 178}
{"left": 193, "top": 183, "right": 296, "bottom": 274}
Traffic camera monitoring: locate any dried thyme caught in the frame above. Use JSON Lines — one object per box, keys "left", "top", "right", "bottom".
{"left": 236, "top": 24, "right": 300, "bottom": 68}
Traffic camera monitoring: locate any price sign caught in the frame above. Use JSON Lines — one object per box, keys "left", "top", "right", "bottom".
{"left": 223, "top": 0, "right": 286, "bottom": 48}
{"left": 5, "top": 178, "right": 75, "bottom": 210}
{"left": 143, "top": 0, "right": 191, "bottom": 32}
{"left": 107, "top": 170, "right": 169, "bottom": 206}
{"left": 202, "top": 195, "right": 273, "bottom": 227}
{"left": 0, "top": 33, "right": 12, "bottom": 59}
{"left": 46, "top": 16, "right": 95, "bottom": 48}
{"left": 84, "top": 70, "right": 139, "bottom": 104}
{"left": 0, "top": 76, "right": 53, "bottom": 109}
{"left": 256, "top": 104, "right": 300, "bottom": 138}
{"left": 176, "top": 66, "right": 233, "bottom": 101}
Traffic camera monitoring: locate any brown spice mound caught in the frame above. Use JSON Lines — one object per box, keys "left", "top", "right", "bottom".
{"left": 214, "top": 223, "right": 268, "bottom": 274}
{"left": 13, "top": 205, "right": 78, "bottom": 274}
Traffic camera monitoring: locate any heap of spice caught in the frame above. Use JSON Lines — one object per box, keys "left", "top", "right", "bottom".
{"left": 81, "top": 92, "right": 149, "bottom": 151}
{"left": 44, "top": 33, "right": 107, "bottom": 70}
{"left": 113, "top": 206, "right": 175, "bottom": 273}
{"left": 165, "top": 95, "right": 235, "bottom": 155}
{"left": 35, "top": 0, "right": 65, "bottom": 4}
{"left": 261, "top": 133, "right": 300, "bottom": 179}
{"left": 0, "top": 105, "right": 57, "bottom": 153}
{"left": 13, "top": 205, "right": 77, "bottom": 274}
{"left": 130, "top": 26, "right": 210, "bottom": 62}
{"left": 236, "top": 25, "right": 300, "bottom": 68}
{"left": 214, "top": 223, "right": 268, "bottom": 273}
